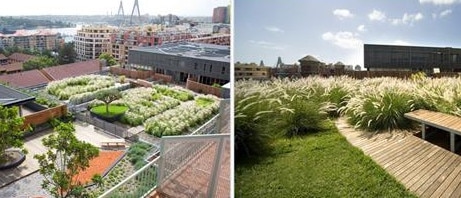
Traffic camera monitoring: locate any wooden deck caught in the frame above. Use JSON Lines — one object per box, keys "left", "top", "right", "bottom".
{"left": 405, "top": 109, "right": 461, "bottom": 152}
{"left": 336, "top": 118, "right": 461, "bottom": 198}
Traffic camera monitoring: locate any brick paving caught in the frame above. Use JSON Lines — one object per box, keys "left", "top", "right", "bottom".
{"left": 153, "top": 138, "right": 230, "bottom": 198}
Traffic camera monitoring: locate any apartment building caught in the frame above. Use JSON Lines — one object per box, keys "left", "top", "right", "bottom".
{"left": 190, "top": 34, "right": 230, "bottom": 46}
{"left": 74, "top": 25, "right": 114, "bottom": 61}
{"left": 128, "top": 42, "right": 230, "bottom": 85}
{"left": 108, "top": 25, "right": 229, "bottom": 66}
{"left": 0, "top": 30, "right": 59, "bottom": 51}
{"left": 235, "top": 62, "right": 271, "bottom": 80}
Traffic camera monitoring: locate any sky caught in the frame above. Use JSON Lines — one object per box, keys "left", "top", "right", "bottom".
{"left": 0, "top": 0, "right": 230, "bottom": 16}
{"left": 235, "top": 0, "right": 461, "bottom": 67}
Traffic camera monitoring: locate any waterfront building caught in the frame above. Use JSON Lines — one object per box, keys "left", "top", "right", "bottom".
{"left": 74, "top": 25, "right": 114, "bottom": 61}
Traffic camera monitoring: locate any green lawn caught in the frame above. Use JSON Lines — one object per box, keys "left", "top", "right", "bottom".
{"left": 91, "top": 105, "right": 128, "bottom": 117}
{"left": 235, "top": 122, "right": 417, "bottom": 198}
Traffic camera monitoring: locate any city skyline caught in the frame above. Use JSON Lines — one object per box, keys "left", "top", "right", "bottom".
{"left": 1, "top": 0, "right": 229, "bottom": 16}
{"left": 235, "top": 0, "right": 461, "bottom": 67}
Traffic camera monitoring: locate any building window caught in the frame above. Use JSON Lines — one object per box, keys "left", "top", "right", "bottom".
{"left": 203, "top": 64, "right": 206, "bottom": 71}
{"left": 194, "top": 63, "right": 197, "bottom": 70}
{"left": 221, "top": 66, "right": 225, "bottom": 74}
{"left": 209, "top": 65, "right": 213, "bottom": 72}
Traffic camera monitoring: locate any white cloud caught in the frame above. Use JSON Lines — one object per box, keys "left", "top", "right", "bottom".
{"left": 419, "top": 0, "right": 461, "bottom": 5}
{"left": 333, "top": 9, "right": 354, "bottom": 20}
{"left": 321, "top": 31, "right": 363, "bottom": 49}
{"left": 357, "top": 25, "right": 367, "bottom": 32}
{"left": 392, "top": 40, "right": 411, "bottom": 45}
{"left": 440, "top": 9, "right": 452, "bottom": 17}
{"left": 391, "top": 12, "right": 424, "bottom": 25}
{"left": 368, "top": 9, "right": 386, "bottom": 21}
{"left": 249, "top": 40, "right": 285, "bottom": 50}
{"left": 265, "top": 26, "right": 284, "bottom": 33}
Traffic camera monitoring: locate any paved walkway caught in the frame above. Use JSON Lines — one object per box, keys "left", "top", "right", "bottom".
{"left": 336, "top": 118, "right": 461, "bottom": 198}
{"left": 0, "top": 121, "right": 120, "bottom": 190}
{"left": 152, "top": 138, "right": 230, "bottom": 198}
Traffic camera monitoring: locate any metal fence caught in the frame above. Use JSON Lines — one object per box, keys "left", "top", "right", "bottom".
{"left": 156, "top": 134, "right": 230, "bottom": 198}
{"left": 75, "top": 112, "right": 130, "bottom": 139}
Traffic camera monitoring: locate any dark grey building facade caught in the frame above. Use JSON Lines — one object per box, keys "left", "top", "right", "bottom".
{"left": 128, "top": 42, "right": 230, "bottom": 85}
{"left": 364, "top": 44, "right": 461, "bottom": 72}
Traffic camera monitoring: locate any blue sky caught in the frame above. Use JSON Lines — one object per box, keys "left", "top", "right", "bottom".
{"left": 234, "top": 0, "right": 461, "bottom": 67}
{"left": 1, "top": 0, "right": 229, "bottom": 16}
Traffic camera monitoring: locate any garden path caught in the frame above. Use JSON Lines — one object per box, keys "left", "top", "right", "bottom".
{"left": 336, "top": 118, "right": 461, "bottom": 198}
{"left": 0, "top": 121, "right": 121, "bottom": 189}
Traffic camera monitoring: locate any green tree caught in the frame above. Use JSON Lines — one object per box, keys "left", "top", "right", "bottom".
{"left": 98, "top": 53, "right": 117, "bottom": 66}
{"left": 96, "top": 89, "right": 122, "bottom": 114}
{"left": 0, "top": 106, "right": 27, "bottom": 164}
{"left": 23, "top": 56, "right": 58, "bottom": 71}
{"left": 58, "top": 42, "right": 76, "bottom": 65}
{"left": 91, "top": 174, "right": 103, "bottom": 188}
{"left": 34, "top": 122, "right": 99, "bottom": 198}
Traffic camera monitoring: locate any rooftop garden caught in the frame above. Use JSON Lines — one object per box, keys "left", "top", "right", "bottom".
{"left": 235, "top": 74, "right": 461, "bottom": 196}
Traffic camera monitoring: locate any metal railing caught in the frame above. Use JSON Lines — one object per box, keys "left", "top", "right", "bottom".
{"left": 157, "top": 134, "right": 230, "bottom": 198}
{"left": 99, "top": 153, "right": 160, "bottom": 198}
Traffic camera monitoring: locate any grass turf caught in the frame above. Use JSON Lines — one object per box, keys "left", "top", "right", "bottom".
{"left": 91, "top": 105, "right": 128, "bottom": 117}
{"left": 235, "top": 122, "right": 417, "bottom": 198}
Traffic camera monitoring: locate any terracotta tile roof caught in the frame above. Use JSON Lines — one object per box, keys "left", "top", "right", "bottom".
{"left": 0, "top": 63, "right": 23, "bottom": 72}
{"left": 8, "top": 53, "right": 36, "bottom": 62}
{"left": 0, "top": 69, "right": 50, "bottom": 88}
{"left": 0, "top": 54, "right": 7, "bottom": 60}
{"left": 43, "top": 60, "right": 101, "bottom": 80}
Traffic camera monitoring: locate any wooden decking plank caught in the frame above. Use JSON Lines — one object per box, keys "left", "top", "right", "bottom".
{"left": 360, "top": 133, "right": 407, "bottom": 153}
{"left": 387, "top": 141, "right": 435, "bottom": 175}
{"left": 423, "top": 157, "right": 461, "bottom": 197}
{"left": 336, "top": 117, "right": 461, "bottom": 197}
{"left": 410, "top": 152, "right": 456, "bottom": 191}
{"left": 365, "top": 136, "right": 411, "bottom": 158}
{"left": 370, "top": 137, "right": 418, "bottom": 164}
{"left": 439, "top": 167, "right": 461, "bottom": 198}
{"left": 382, "top": 140, "right": 432, "bottom": 172}
{"left": 417, "top": 153, "right": 460, "bottom": 197}
{"left": 400, "top": 149, "right": 446, "bottom": 186}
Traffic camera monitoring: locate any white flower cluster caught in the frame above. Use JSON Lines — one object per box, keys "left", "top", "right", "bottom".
{"left": 46, "top": 75, "right": 116, "bottom": 100}
{"left": 144, "top": 98, "right": 219, "bottom": 137}
{"left": 68, "top": 84, "right": 130, "bottom": 105}
{"left": 117, "top": 87, "right": 181, "bottom": 126}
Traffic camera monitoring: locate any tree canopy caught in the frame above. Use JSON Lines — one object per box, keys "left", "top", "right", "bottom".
{"left": 57, "top": 42, "right": 76, "bottom": 65}
{"left": 34, "top": 121, "right": 99, "bottom": 198}
{"left": 98, "top": 53, "right": 117, "bottom": 66}
{"left": 96, "top": 89, "right": 122, "bottom": 114}
{"left": 0, "top": 106, "right": 27, "bottom": 164}
{"left": 23, "top": 56, "right": 58, "bottom": 71}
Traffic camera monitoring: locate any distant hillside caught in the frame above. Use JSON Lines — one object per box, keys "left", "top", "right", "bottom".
{"left": 0, "top": 16, "right": 73, "bottom": 33}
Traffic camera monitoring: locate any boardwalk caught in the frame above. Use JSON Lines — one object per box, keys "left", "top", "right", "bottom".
{"left": 336, "top": 118, "right": 461, "bottom": 198}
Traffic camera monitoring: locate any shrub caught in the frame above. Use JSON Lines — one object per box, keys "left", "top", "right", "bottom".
{"left": 235, "top": 88, "right": 275, "bottom": 159}
{"left": 342, "top": 90, "right": 415, "bottom": 131}
{"left": 273, "top": 93, "right": 329, "bottom": 137}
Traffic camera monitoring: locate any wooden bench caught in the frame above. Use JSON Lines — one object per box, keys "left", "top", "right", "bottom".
{"left": 100, "top": 139, "right": 126, "bottom": 148}
{"left": 405, "top": 109, "right": 461, "bottom": 152}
